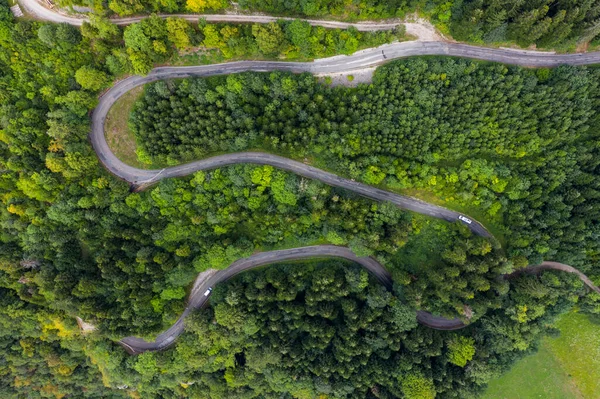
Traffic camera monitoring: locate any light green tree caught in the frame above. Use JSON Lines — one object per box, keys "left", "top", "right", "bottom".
{"left": 447, "top": 336, "right": 476, "bottom": 367}
{"left": 75, "top": 66, "right": 110, "bottom": 91}
{"left": 252, "top": 22, "right": 285, "bottom": 55}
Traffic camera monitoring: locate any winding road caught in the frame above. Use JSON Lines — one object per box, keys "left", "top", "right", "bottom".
{"left": 119, "top": 245, "right": 600, "bottom": 354}
{"left": 86, "top": 43, "right": 600, "bottom": 354}
{"left": 19, "top": 2, "right": 596, "bottom": 353}
{"left": 120, "top": 246, "right": 395, "bottom": 354}
{"left": 92, "top": 41, "right": 600, "bottom": 188}
{"left": 19, "top": 0, "right": 403, "bottom": 31}
{"left": 119, "top": 245, "right": 472, "bottom": 354}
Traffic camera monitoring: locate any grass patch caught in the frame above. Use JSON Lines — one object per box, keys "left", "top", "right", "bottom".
{"left": 104, "top": 86, "right": 149, "bottom": 169}
{"left": 545, "top": 312, "right": 600, "bottom": 398}
{"left": 482, "top": 340, "right": 582, "bottom": 399}
{"left": 483, "top": 311, "right": 600, "bottom": 399}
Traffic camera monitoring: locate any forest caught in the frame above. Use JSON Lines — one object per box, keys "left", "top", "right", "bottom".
{"left": 1, "top": 1, "right": 600, "bottom": 398}
{"left": 80, "top": 14, "right": 404, "bottom": 76}
{"left": 57, "top": 0, "right": 431, "bottom": 19}
{"left": 130, "top": 58, "right": 600, "bottom": 271}
{"left": 446, "top": 0, "right": 600, "bottom": 48}
{"left": 54, "top": 0, "right": 600, "bottom": 48}
{"left": 87, "top": 260, "right": 594, "bottom": 398}
{"left": 0, "top": 255, "right": 594, "bottom": 398}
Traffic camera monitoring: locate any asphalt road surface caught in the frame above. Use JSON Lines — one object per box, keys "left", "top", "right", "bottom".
{"left": 91, "top": 41, "right": 600, "bottom": 188}
{"left": 120, "top": 246, "right": 393, "bottom": 354}
{"left": 119, "top": 245, "right": 468, "bottom": 354}
{"left": 507, "top": 262, "right": 600, "bottom": 295}
{"left": 19, "top": 0, "right": 401, "bottom": 30}
{"left": 119, "top": 246, "right": 600, "bottom": 354}
{"left": 31, "top": 7, "right": 595, "bottom": 353}
{"left": 91, "top": 40, "right": 600, "bottom": 240}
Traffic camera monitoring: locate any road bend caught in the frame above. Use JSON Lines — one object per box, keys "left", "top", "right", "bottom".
{"left": 91, "top": 40, "right": 600, "bottom": 241}
{"left": 55, "top": 17, "right": 600, "bottom": 353}
{"left": 120, "top": 246, "right": 600, "bottom": 354}
{"left": 92, "top": 42, "right": 600, "bottom": 191}
{"left": 119, "top": 245, "right": 468, "bottom": 354}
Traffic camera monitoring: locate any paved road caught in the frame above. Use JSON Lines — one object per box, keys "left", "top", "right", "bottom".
{"left": 92, "top": 41, "right": 600, "bottom": 239}
{"left": 119, "top": 246, "right": 600, "bottom": 354}
{"left": 77, "top": 21, "right": 600, "bottom": 353}
{"left": 19, "top": 0, "right": 600, "bottom": 63}
{"left": 120, "top": 246, "right": 392, "bottom": 354}
{"left": 19, "top": 0, "right": 400, "bottom": 30}
{"left": 119, "top": 245, "right": 466, "bottom": 354}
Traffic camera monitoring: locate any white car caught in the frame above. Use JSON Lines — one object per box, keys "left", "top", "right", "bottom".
{"left": 203, "top": 287, "right": 213, "bottom": 297}
{"left": 458, "top": 215, "right": 472, "bottom": 224}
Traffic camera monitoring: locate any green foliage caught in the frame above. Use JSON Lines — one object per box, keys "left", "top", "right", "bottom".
{"left": 130, "top": 59, "right": 600, "bottom": 273}
{"left": 197, "top": 20, "right": 402, "bottom": 61}
{"left": 163, "top": 261, "right": 480, "bottom": 398}
{"left": 286, "top": 19, "right": 311, "bottom": 49}
{"left": 160, "top": 286, "right": 186, "bottom": 300}
{"left": 447, "top": 335, "right": 476, "bottom": 367}
{"left": 55, "top": 0, "right": 600, "bottom": 48}
{"left": 401, "top": 372, "right": 436, "bottom": 399}
{"left": 123, "top": 15, "right": 171, "bottom": 74}
{"left": 238, "top": 0, "right": 416, "bottom": 19}
{"left": 252, "top": 22, "right": 285, "bottom": 55}
{"left": 38, "top": 23, "right": 81, "bottom": 48}
{"left": 75, "top": 66, "right": 110, "bottom": 91}
{"left": 88, "top": 0, "right": 423, "bottom": 19}
{"left": 185, "top": 0, "right": 228, "bottom": 13}
{"left": 2, "top": 3, "right": 600, "bottom": 398}
{"left": 390, "top": 298, "right": 418, "bottom": 331}
{"left": 108, "top": 0, "right": 145, "bottom": 16}
{"left": 166, "top": 17, "right": 193, "bottom": 49}
{"left": 37, "top": 23, "right": 56, "bottom": 46}
{"left": 0, "top": 289, "right": 125, "bottom": 398}
{"left": 448, "top": 0, "right": 600, "bottom": 48}
{"left": 133, "top": 352, "right": 159, "bottom": 377}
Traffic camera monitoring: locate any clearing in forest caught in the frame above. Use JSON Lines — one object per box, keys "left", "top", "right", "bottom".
{"left": 482, "top": 311, "right": 600, "bottom": 399}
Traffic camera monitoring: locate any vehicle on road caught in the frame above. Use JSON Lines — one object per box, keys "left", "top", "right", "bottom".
{"left": 203, "top": 287, "right": 213, "bottom": 297}
{"left": 458, "top": 215, "right": 472, "bottom": 224}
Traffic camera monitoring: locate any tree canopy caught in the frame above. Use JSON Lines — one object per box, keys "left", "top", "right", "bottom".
{"left": 1, "top": 2, "right": 600, "bottom": 397}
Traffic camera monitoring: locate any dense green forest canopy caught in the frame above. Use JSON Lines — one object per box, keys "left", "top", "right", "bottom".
{"left": 0, "top": 258, "right": 593, "bottom": 398}
{"left": 110, "top": 260, "right": 585, "bottom": 398}
{"left": 130, "top": 58, "right": 600, "bottom": 271}
{"left": 80, "top": 13, "right": 404, "bottom": 76}
{"left": 0, "top": 2, "right": 397, "bottom": 334}
{"left": 448, "top": 0, "right": 600, "bottom": 48}
{"left": 1, "top": 2, "right": 600, "bottom": 398}
{"left": 54, "top": 0, "right": 600, "bottom": 48}
{"left": 0, "top": 0, "right": 519, "bottom": 342}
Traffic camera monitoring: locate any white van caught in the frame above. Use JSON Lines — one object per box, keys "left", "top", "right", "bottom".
{"left": 458, "top": 215, "right": 472, "bottom": 224}
{"left": 203, "top": 287, "right": 213, "bottom": 297}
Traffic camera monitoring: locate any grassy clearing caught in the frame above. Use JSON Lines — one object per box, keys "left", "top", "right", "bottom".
{"left": 545, "top": 312, "right": 600, "bottom": 398}
{"left": 483, "top": 311, "right": 600, "bottom": 399}
{"left": 482, "top": 340, "right": 582, "bottom": 399}
{"left": 104, "top": 86, "right": 149, "bottom": 169}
